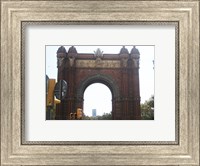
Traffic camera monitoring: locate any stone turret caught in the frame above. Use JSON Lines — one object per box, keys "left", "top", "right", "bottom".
{"left": 119, "top": 46, "right": 129, "bottom": 67}
{"left": 67, "top": 46, "right": 77, "bottom": 67}
{"left": 130, "top": 46, "right": 140, "bottom": 59}
{"left": 119, "top": 46, "right": 129, "bottom": 58}
{"left": 57, "top": 46, "right": 66, "bottom": 53}
{"left": 57, "top": 46, "right": 67, "bottom": 67}
{"left": 130, "top": 46, "right": 140, "bottom": 68}
{"left": 68, "top": 46, "right": 77, "bottom": 57}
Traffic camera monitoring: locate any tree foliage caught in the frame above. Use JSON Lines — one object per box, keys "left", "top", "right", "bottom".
{"left": 83, "top": 112, "right": 112, "bottom": 120}
{"left": 141, "top": 95, "right": 154, "bottom": 120}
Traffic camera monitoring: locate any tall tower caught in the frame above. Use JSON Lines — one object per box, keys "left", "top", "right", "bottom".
{"left": 130, "top": 46, "right": 141, "bottom": 120}
{"left": 55, "top": 46, "right": 67, "bottom": 120}
{"left": 92, "top": 109, "right": 97, "bottom": 117}
{"left": 118, "top": 46, "right": 141, "bottom": 120}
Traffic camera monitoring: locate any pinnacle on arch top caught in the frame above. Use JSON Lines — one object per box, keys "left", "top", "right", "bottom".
{"left": 119, "top": 46, "right": 129, "bottom": 54}
{"left": 68, "top": 46, "right": 77, "bottom": 54}
{"left": 57, "top": 46, "right": 67, "bottom": 54}
{"left": 130, "top": 46, "right": 140, "bottom": 58}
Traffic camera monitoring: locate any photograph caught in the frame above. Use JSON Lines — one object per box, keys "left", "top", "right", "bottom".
{"left": 46, "top": 45, "right": 154, "bottom": 120}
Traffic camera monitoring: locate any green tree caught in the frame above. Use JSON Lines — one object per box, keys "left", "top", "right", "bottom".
{"left": 83, "top": 112, "right": 112, "bottom": 120}
{"left": 141, "top": 95, "right": 154, "bottom": 120}
{"left": 97, "top": 112, "right": 112, "bottom": 120}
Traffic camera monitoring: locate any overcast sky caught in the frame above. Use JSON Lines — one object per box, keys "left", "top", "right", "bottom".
{"left": 46, "top": 45, "right": 154, "bottom": 116}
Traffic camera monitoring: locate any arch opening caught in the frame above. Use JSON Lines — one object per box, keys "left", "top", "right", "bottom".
{"left": 83, "top": 83, "right": 112, "bottom": 120}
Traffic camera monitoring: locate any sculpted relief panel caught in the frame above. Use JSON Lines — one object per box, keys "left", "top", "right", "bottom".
{"left": 76, "top": 59, "right": 121, "bottom": 68}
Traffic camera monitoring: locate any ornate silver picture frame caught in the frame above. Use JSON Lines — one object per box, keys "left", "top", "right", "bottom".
{"left": 1, "top": 0, "right": 199, "bottom": 165}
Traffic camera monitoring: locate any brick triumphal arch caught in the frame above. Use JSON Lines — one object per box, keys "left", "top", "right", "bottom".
{"left": 55, "top": 46, "right": 141, "bottom": 120}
